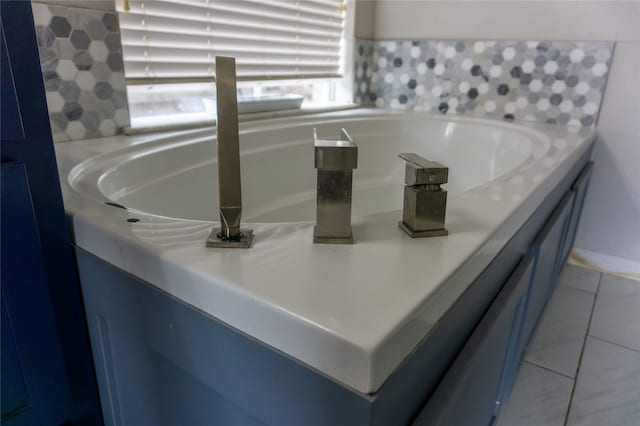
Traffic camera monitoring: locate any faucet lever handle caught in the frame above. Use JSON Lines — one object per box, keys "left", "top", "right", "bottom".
{"left": 398, "top": 153, "right": 448, "bottom": 186}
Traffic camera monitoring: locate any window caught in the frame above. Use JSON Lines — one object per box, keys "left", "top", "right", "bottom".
{"left": 116, "top": 0, "right": 354, "bottom": 128}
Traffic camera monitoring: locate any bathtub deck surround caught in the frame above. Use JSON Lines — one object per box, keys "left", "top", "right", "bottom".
{"left": 398, "top": 153, "right": 449, "bottom": 238}
{"left": 56, "top": 109, "right": 595, "bottom": 396}
{"left": 56, "top": 109, "right": 597, "bottom": 423}
{"left": 313, "top": 128, "right": 358, "bottom": 244}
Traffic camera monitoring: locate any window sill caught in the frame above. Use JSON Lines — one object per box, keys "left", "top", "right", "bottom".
{"left": 125, "top": 103, "right": 360, "bottom": 136}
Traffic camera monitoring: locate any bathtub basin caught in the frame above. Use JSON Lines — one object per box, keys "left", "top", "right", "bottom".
{"left": 57, "top": 109, "right": 595, "bottom": 394}
{"left": 92, "top": 115, "right": 534, "bottom": 222}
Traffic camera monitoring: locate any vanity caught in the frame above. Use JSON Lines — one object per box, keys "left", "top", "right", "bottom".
{"left": 56, "top": 110, "right": 595, "bottom": 425}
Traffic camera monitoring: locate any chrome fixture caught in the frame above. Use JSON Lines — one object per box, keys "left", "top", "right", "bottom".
{"left": 206, "top": 57, "right": 254, "bottom": 248}
{"left": 313, "top": 128, "right": 358, "bottom": 244}
{"left": 398, "top": 153, "right": 448, "bottom": 238}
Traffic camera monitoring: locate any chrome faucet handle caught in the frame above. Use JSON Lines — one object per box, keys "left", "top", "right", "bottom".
{"left": 398, "top": 153, "right": 448, "bottom": 186}
{"left": 398, "top": 153, "right": 448, "bottom": 238}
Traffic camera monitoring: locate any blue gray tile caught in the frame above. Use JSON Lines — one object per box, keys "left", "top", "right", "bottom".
{"left": 567, "top": 337, "right": 640, "bottom": 426}
{"left": 70, "top": 29, "right": 90, "bottom": 50}
{"left": 59, "top": 80, "right": 81, "bottom": 102}
{"left": 62, "top": 102, "right": 83, "bottom": 121}
{"left": 50, "top": 16, "right": 71, "bottom": 38}
{"left": 73, "top": 50, "right": 93, "bottom": 71}
{"left": 106, "top": 52, "right": 123, "bottom": 71}
{"left": 94, "top": 81, "right": 113, "bottom": 100}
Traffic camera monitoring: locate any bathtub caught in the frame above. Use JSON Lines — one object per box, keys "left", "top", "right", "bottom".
{"left": 56, "top": 109, "right": 595, "bottom": 401}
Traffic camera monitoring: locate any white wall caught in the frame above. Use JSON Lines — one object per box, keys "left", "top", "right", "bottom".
{"left": 361, "top": 1, "right": 640, "bottom": 265}
{"left": 355, "top": 0, "right": 376, "bottom": 38}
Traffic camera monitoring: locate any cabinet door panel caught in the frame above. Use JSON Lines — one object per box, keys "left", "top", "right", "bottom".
{"left": 495, "top": 257, "right": 535, "bottom": 409}
{"left": 1, "top": 2, "right": 102, "bottom": 423}
{"left": 0, "top": 20, "right": 24, "bottom": 141}
{"left": 561, "top": 162, "right": 594, "bottom": 264}
{"left": 521, "top": 192, "right": 574, "bottom": 349}
{"left": 0, "top": 163, "right": 73, "bottom": 425}
{"left": 1, "top": 303, "right": 29, "bottom": 418}
{"left": 413, "top": 256, "right": 533, "bottom": 426}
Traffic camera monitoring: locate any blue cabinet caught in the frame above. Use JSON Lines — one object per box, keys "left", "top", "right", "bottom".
{"left": 411, "top": 160, "right": 593, "bottom": 425}
{"left": 75, "top": 149, "right": 594, "bottom": 425}
{"left": 521, "top": 192, "right": 575, "bottom": 348}
{"left": 414, "top": 256, "right": 533, "bottom": 426}
{"left": 561, "top": 162, "right": 594, "bottom": 264}
{"left": 1, "top": 303, "right": 29, "bottom": 419}
{"left": 0, "top": 19, "right": 24, "bottom": 141}
{"left": 1, "top": 163, "right": 74, "bottom": 424}
{"left": 1, "top": 2, "right": 102, "bottom": 424}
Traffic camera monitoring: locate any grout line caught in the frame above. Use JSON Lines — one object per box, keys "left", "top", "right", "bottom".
{"left": 563, "top": 271, "right": 603, "bottom": 426}
{"left": 588, "top": 335, "right": 640, "bottom": 354}
{"left": 522, "top": 360, "right": 575, "bottom": 380}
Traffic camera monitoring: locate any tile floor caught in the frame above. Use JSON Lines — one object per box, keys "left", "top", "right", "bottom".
{"left": 497, "top": 264, "right": 640, "bottom": 426}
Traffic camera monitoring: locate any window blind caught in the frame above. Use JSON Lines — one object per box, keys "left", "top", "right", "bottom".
{"left": 117, "top": 0, "right": 346, "bottom": 84}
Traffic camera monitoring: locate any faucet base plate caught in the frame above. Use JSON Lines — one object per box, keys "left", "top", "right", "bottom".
{"left": 206, "top": 228, "right": 254, "bottom": 248}
{"left": 313, "top": 227, "right": 354, "bottom": 245}
{"left": 398, "top": 222, "right": 448, "bottom": 238}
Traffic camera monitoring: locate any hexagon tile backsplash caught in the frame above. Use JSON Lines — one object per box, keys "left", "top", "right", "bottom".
{"left": 30, "top": 1, "right": 614, "bottom": 142}
{"left": 32, "top": 2, "right": 129, "bottom": 142}
{"left": 354, "top": 39, "right": 614, "bottom": 127}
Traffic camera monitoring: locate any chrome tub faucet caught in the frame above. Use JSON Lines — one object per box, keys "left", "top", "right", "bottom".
{"left": 313, "top": 128, "right": 358, "bottom": 244}
{"left": 398, "top": 153, "right": 448, "bottom": 238}
{"left": 206, "top": 56, "right": 254, "bottom": 248}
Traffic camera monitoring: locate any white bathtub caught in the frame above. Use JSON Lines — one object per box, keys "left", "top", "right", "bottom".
{"left": 57, "top": 109, "right": 596, "bottom": 394}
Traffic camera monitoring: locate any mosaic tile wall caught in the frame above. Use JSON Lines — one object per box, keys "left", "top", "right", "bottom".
{"left": 32, "top": 2, "right": 129, "bottom": 142}
{"left": 354, "top": 39, "right": 614, "bottom": 127}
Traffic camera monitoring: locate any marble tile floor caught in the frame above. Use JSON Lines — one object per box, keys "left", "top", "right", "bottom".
{"left": 497, "top": 264, "right": 640, "bottom": 426}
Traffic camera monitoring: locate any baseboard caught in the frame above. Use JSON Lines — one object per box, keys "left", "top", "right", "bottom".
{"left": 568, "top": 248, "right": 640, "bottom": 282}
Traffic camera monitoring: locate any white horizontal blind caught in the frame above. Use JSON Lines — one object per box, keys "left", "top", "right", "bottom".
{"left": 117, "top": 0, "right": 346, "bottom": 84}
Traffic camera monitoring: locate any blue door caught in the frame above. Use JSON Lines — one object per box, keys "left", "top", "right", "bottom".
{"left": 1, "top": 2, "right": 102, "bottom": 424}
{"left": 1, "top": 163, "right": 74, "bottom": 425}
